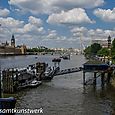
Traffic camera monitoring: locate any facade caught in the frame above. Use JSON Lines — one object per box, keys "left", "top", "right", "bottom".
{"left": 0, "top": 35, "right": 26, "bottom": 55}
{"left": 92, "top": 39, "right": 108, "bottom": 48}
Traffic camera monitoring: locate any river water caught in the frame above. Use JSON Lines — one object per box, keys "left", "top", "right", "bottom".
{"left": 0, "top": 54, "right": 115, "bottom": 115}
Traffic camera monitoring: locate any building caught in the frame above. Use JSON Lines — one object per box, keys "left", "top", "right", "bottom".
{"left": 92, "top": 39, "right": 108, "bottom": 48}
{"left": 0, "top": 35, "right": 26, "bottom": 55}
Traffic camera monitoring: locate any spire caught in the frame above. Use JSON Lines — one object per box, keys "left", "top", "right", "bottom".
{"left": 108, "top": 35, "right": 111, "bottom": 40}
{"left": 11, "top": 34, "right": 15, "bottom": 47}
{"left": 12, "top": 34, "right": 15, "bottom": 39}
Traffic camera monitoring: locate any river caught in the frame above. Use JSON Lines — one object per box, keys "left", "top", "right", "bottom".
{"left": 0, "top": 54, "right": 115, "bottom": 115}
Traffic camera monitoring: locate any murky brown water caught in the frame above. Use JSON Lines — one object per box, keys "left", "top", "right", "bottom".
{"left": 1, "top": 55, "right": 115, "bottom": 115}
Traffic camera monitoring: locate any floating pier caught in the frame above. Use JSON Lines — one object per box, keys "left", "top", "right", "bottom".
{"left": 1, "top": 62, "right": 47, "bottom": 93}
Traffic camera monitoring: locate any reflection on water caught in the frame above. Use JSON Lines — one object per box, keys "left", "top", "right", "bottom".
{"left": 1, "top": 54, "right": 115, "bottom": 115}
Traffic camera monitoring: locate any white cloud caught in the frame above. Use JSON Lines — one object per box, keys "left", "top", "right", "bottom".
{"left": 94, "top": 8, "right": 115, "bottom": 22}
{"left": 8, "top": 0, "right": 104, "bottom": 14}
{"left": 28, "top": 16, "right": 42, "bottom": 26}
{"left": 22, "top": 16, "right": 44, "bottom": 34}
{"left": 0, "top": 8, "right": 10, "bottom": 17}
{"left": 23, "top": 23, "right": 44, "bottom": 34}
{"left": 47, "top": 8, "right": 94, "bottom": 25}
{"left": 0, "top": 17, "right": 24, "bottom": 28}
{"left": 0, "top": 16, "right": 45, "bottom": 43}
{"left": 47, "top": 30, "right": 57, "bottom": 39}
{"left": 71, "top": 26, "right": 115, "bottom": 41}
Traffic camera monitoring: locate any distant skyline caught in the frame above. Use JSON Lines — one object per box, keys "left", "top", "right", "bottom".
{"left": 0, "top": 0, "right": 115, "bottom": 48}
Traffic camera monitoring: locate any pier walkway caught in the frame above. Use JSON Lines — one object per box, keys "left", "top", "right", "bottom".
{"left": 55, "top": 67, "right": 82, "bottom": 76}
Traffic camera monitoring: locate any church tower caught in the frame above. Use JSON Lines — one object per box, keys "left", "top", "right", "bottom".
{"left": 11, "top": 34, "right": 15, "bottom": 47}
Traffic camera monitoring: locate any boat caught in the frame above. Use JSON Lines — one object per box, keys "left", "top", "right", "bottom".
{"left": 43, "top": 67, "right": 60, "bottom": 81}
{"left": 43, "top": 66, "right": 54, "bottom": 80}
{"left": 29, "top": 80, "right": 42, "bottom": 87}
{"left": 60, "top": 55, "right": 70, "bottom": 60}
{"left": 52, "top": 58, "right": 61, "bottom": 62}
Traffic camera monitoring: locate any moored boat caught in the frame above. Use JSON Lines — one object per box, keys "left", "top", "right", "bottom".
{"left": 60, "top": 55, "right": 70, "bottom": 60}
{"left": 52, "top": 58, "right": 61, "bottom": 62}
{"left": 29, "top": 80, "right": 42, "bottom": 87}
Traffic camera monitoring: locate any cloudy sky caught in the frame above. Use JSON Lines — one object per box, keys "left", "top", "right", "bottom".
{"left": 0, "top": 0, "right": 115, "bottom": 48}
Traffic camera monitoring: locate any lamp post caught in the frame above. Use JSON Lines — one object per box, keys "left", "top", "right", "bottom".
{"left": 108, "top": 35, "right": 112, "bottom": 64}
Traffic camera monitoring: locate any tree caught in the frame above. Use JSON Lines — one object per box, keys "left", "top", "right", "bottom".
{"left": 112, "top": 38, "right": 115, "bottom": 49}
{"left": 91, "top": 43, "right": 102, "bottom": 55}
{"left": 84, "top": 46, "right": 91, "bottom": 56}
{"left": 111, "top": 38, "right": 115, "bottom": 58}
{"left": 97, "top": 48, "right": 109, "bottom": 57}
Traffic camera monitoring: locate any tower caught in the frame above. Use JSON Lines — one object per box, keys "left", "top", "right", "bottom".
{"left": 11, "top": 34, "right": 15, "bottom": 47}
{"left": 108, "top": 35, "right": 111, "bottom": 48}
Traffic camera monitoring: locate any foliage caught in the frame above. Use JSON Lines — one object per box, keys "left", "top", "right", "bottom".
{"left": 111, "top": 38, "right": 115, "bottom": 58}
{"left": 84, "top": 46, "right": 91, "bottom": 56}
{"left": 84, "top": 43, "right": 102, "bottom": 57}
{"left": 90, "top": 43, "right": 102, "bottom": 55}
{"left": 27, "top": 47, "right": 54, "bottom": 52}
{"left": 112, "top": 38, "right": 115, "bottom": 49}
{"left": 84, "top": 38, "right": 115, "bottom": 59}
{"left": 97, "top": 48, "right": 109, "bottom": 56}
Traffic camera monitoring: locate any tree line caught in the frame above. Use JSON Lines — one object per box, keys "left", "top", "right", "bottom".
{"left": 84, "top": 38, "right": 115, "bottom": 59}
{"left": 27, "top": 47, "right": 54, "bottom": 53}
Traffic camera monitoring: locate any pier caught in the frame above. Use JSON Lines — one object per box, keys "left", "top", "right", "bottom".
{"left": 55, "top": 67, "right": 82, "bottom": 76}
{"left": 1, "top": 62, "right": 47, "bottom": 93}
{"left": 83, "top": 60, "right": 113, "bottom": 86}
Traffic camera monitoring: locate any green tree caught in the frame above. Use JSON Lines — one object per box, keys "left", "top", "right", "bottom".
{"left": 111, "top": 38, "right": 115, "bottom": 58}
{"left": 91, "top": 43, "right": 102, "bottom": 55}
{"left": 97, "top": 48, "right": 109, "bottom": 57}
{"left": 84, "top": 46, "right": 91, "bottom": 56}
{"left": 112, "top": 38, "right": 115, "bottom": 49}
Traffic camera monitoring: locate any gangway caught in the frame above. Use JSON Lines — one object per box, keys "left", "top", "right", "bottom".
{"left": 54, "top": 67, "right": 83, "bottom": 76}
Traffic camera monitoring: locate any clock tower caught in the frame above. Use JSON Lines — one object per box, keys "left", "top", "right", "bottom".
{"left": 11, "top": 34, "right": 15, "bottom": 47}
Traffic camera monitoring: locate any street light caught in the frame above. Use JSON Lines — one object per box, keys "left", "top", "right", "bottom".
{"left": 108, "top": 35, "right": 112, "bottom": 65}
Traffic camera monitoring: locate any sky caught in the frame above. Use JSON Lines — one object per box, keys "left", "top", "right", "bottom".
{"left": 0, "top": 0, "right": 115, "bottom": 48}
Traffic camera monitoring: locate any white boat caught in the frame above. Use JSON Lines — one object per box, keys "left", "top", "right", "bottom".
{"left": 44, "top": 66, "right": 53, "bottom": 77}
{"left": 29, "top": 80, "right": 42, "bottom": 87}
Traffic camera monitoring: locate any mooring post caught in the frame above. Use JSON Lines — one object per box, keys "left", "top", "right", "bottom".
{"left": 101, "top": 72, "right": 105, "bottom": 87}
{"left": 83, "top": 72, "right": 86, "bottom": 85}
{"left": 93, "top": 72, "right": 97, "bottom": 86}
{"left": 54, "top": 62, "right": 56, "bottom": 69}
{"left": 107, "top": 71, "right": 112, "bottom": 84}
